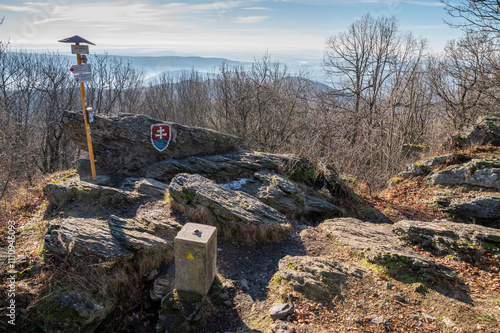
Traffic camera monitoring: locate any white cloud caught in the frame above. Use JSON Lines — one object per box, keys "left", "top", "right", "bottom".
{"left": 243, "top": 7, "right": 272, "bottom": 10}
{"left": 234, "top": 15, "right": 270, "bottom": 24}
{"left": 400, "top": 1, "right": 445, "bottom": 6}
{"left": 0, "top": 4, "right": 40, "bottom": 13}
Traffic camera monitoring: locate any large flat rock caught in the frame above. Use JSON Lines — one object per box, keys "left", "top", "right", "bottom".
{"left": 224, "top": 170, "right": 341, "bottom": 219}
{"left": 45, "top": 216, "right": 172, "bottom": 260}
{"left": 318, "top": 218, "right": 445, "bottom": 270}
{"left": 393, "top": 220, "right": 500, "bottom": 257}
{"left": 444, "top": 194, "right": 500, "bottom": 227}
{"left": 43, "top": 179, "right": 147, "bottom": 210}
{"left": 465, "top": 115, "right": 500, "bottom": 146}
{"left": 61, "top": 110, "right": 245, "bottom": 173}
{"left": 429, "top": 159, "right": 500, "bottom": 190}
{"left": 146, "top": 151, "right": 318, "bottom": 183}
{"left": 276, "top": 255, "right": 364, "bottom": 304}
{"left": 168, "top": 173, "right": 292, "bottom": 243}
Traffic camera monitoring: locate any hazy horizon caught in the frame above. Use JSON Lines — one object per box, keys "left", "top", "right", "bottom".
{"left": 1, "top": 0, "right": 463, "bottom": 63}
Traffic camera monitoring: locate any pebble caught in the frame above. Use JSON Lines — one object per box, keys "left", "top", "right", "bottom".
{"left": 413, "top": 283, "right": 427, "bottom": 293}
{"left": 393, "top": 295, "right": 406, "bottom": 303}
{"left": 370, "top": 315, "right": 388, "bottom": 325}
{"left": 421, "top": 312, "right": 436, "bottom": 321}
{"left": 442, "top": 316, "right": 456, "bottom": 328}
{"left": 270, "top": 319, "right": 296, "bottom": 333}
{"left": 386, "top": 282, "right": 395, "bottom": 290}
{"left": 143, "top": 268, "right": 159, "bottom": 281}
{"left": 240, "top": 278, "right": 249, "bottom": 290}
{"left": 269, "top": 303, "right": 294, "bottom": 321}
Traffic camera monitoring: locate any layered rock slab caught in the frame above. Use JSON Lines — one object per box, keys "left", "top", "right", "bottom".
{"left": 443, "top": 194, "right": 500, "bottom": 227}
{"left": 318, "top": 218, "right": 440, "bottom": 269}
{"left": 276, "top": 255, "right": 364, "bottom": 304}
{"left": 168, "top": 173, "right": 292, "bottom": 243}
{"left": 393, "top": 220, "right": 500, "bottom": 258}
{"left": 429, "top": 159, "right": 500, "bottom": 189}
{"left": 464, "top": 115, "right": 500, "bottom": 147}
{"left": 61, "top": 110, "right": 245, "bottom": 173}
{"left": 227, "top": 171, "right": 341, "bottom": 218}
{"left": 43, "top": 179, "right": 146, "bottom": 210}
{"left": 45, "top": 215, "right": 172, "bottom": 260}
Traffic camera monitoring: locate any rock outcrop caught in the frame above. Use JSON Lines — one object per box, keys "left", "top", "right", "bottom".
{"left": 443, "top": 194, "right": 500, "bottom": 227}
{"left": 398, "top": 153, "right": 472, "bottom": 179}
{"left": 222, "top": 170, "right": 341, "bottom": 219}
{"left": 44, "top": 216, "right": 171, "bottom": 260}
{"left": 318, "top": 218, "right": 446, "bottom": 271}
{"left": 393, "top": 220, "right": 500, "bottom": 258}
{"left": 43, "top": 180, "right": 147, "bottom": 210}
{"left": 39, "top": 175, "right": 175, "bottom": 333}
{"left": 168, "top": 173, "right": 292, "bottom": 243}
{"left": 429, "top": 159, "right": 500, "bottom": 189}
{"left": 276, "top": 255, "right": 364, "bottom": 304}
{"left": 464, "top": 115, "right": 500, "bottom": 146}
{"left": 32, "top": 111, "right": 358, "bottom": 332}
{"left": 61, "top": 110, "right": 245, "bottom": 174}
{"left": 396, "top": 149, "right": 500, "bottom": 227}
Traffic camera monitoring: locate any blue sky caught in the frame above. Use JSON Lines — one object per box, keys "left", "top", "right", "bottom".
{"left": 0, "top": 0, "right": 462, "bottom": 62}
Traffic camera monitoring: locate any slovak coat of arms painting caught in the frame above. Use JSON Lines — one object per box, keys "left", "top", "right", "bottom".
{"left": 151, "top": 124, "right": 171, "bottom": 152}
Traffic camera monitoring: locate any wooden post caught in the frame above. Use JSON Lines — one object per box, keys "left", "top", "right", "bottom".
{"left": 75, "top": 42, "right": 97, "bottom": 180}
{"left": 59, "top": 36, "right": 98, "bottom": 180}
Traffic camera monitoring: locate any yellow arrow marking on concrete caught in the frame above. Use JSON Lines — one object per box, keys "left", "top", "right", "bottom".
{"left": 186, "top": 253, "right": 194, "bottom": 260}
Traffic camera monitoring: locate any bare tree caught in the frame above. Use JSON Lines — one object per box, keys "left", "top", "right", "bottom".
{"left": 323, "top": 15, "right": 403, "bottom": 145}
{"left": 322, "top": 14, "right": 430, "bottom": 189}
{"left": 85, "top": 53, "right": 144, "bottom": 115}
{"left": 429, "top": 31, "right": 496, "bottom": 130}
{"left": 442, "top": 0, "right": 500, "bottom": 34}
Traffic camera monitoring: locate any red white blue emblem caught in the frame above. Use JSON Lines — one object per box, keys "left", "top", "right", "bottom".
{"left": 151, "top": 124, "right": 171, "bottom": 152}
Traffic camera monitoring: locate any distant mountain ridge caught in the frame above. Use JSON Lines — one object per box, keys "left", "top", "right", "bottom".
{"left": 113, "top": 55, "right": 244, "bottom": 77}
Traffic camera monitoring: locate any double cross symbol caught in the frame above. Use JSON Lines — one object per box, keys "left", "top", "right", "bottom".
{"left": 156, "top": 127, "right": 168, "bottom": 140}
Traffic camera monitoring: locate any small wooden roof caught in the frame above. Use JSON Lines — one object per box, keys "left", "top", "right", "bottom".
{"left": 58, "top": 35, "right": 95, "bottom": 45}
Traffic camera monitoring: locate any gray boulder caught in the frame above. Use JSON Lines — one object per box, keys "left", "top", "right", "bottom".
{"left": 429, "top": 159, "right": 500, "bottom": 189}
{"left": 40, "top": 288, "right": 114, "bottom": 333}
{"left": 276, "top": 255, "right": 364, "bottom": 304}
{"left": 393, "top": 220, "right": 500, "bottom": 258}
{"left": 399, "top": 154, "right": 472, "bottom": 179}
{"left": 61, "top": 110, "right": 245, "bottom": 173}
{"left": 304, "top": 195, "right": 341, "bottom": 217}
{"left": 465, "top": 115, "right": 500, "bottom": 146}
{"left": 233, "top": 171, "right": 341, "bottom": 218}
{"left": 167, "top": 173, "right": 292, "bottom": 243}
{"left": 157, "top": 289, "right": 204, "bottom": 333}
{"left": 269, "top": 303, "right": 294, "bottom": 321}
{"left": 151, "top": 277, "right": 174, "bottom": 302}
{"left": 40, "top": 214, "right": 173, "bottom": 333}
{"left": 43, "top": 179, "right": 146, "bottom": 210}
{"left": 318, "top": 218, "right": 447, "bottom": 270}
{"left": 120, "top": 177, "right": 168, "bottom": 197}
{"left": 44, "top": 215, "right": 172, "bottom": 260}
{"left": 444, "top": 194, "right": 500, "bottom": 227}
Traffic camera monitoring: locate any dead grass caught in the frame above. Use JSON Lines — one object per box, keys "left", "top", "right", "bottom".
{"left": 0, "top": 171, "right": 174, "bottom": 331}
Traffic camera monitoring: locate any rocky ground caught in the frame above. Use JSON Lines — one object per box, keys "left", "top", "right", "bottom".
{"left": 1, "top": 113, "right": 500, "bottom": 333}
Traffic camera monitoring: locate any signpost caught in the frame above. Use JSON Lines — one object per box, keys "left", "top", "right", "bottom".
{"left": 58, "top": 35, "right": 97, "bottom": 180}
